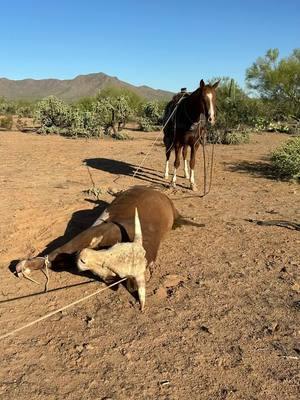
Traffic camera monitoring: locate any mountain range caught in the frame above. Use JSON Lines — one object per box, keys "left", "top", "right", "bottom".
{"left": 0, "top": 72, "right": 173, "bottom": 101}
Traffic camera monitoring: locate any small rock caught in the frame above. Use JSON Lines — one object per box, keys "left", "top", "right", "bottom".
{"left": 291, "top": 282, "right": 300, "bottom": 293}
{"left": 75, "top": 344, "right": 84, "bottom": 353}
{"left": 154, "top": 287, "right": 168, "bottom": 300}
{"left": 160, "top": 380, "right": 170, "bottom": 386}
{"left": 163, "top": 274, "right": 185, "bottom": 288}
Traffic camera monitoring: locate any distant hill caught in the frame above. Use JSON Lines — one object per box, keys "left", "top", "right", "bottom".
{"left": 0, "top": 72, "right": 173, "bottom": 102}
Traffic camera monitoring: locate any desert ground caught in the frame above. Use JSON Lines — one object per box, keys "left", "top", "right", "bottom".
{"left": 0, "top": 129, "right": 299, "bottom": 400}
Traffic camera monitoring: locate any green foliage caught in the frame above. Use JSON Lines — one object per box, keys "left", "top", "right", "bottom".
{"left": 271, "top": 137, "right": 300, "bottom": 180}
{"left": 0, "top": 115, "right": 13, "bottom": 130}
{"left": 139, "top": 101, "right": 163, "bottom": 131}
{"left": 218, "top": 130, "right": 250, "bottom": 145}
{"left": 246, "top": 48, "right": 300, "bottom": 117}
{"left": 97, "top": 86, "right": 143, "bottom": 116}
{"left": 34, "top": 95, "right": 131, "bottom": 138}
{"left": 0, "top": 97, "right": 16, "bottom": 115}
{"left": 35, "top": 96, "right": 73, "bottom": 133}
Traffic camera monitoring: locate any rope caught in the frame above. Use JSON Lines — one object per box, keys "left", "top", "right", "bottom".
{"left": 132, "top": 95, "right": 186, "bottom": 179}
{"left": 0, "top": 277, "right": 127, "bottom": 340}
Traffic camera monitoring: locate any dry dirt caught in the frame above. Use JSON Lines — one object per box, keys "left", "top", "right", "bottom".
{"left": 0, "top": 129, "right": 299, "bottom": 400}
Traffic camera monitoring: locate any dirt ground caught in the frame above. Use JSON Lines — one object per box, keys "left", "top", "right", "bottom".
{"left": 0, "top": 129, "right": 299, "bottom": 400}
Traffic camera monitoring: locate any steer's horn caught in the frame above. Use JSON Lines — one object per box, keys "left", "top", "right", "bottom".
{"left": 133, "top": 208, "right": 142, "bottom": 245}
{"left": 135, "top": 273, "right": 146, "bottom": 311}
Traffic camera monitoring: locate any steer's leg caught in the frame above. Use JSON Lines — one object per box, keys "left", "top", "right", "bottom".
{"left": 16, "top": 223, "right": 121, "bottom": 273}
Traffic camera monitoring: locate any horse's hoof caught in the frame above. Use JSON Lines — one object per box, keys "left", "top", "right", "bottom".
{"left": 191, "top": 184, "right": 197, "bottom": 191}
{"left": 164, "top": 174, "right": 169, "bottom": 180}
{"left": 184, "top": 174, "right": 190, "bottom": 179}
{"left": 171, "top": 182, "right": 177, "bottom": 188}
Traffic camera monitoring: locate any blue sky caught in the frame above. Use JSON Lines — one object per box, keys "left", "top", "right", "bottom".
{"left": 0, "top": 0, "right": 299, "bottom": 92}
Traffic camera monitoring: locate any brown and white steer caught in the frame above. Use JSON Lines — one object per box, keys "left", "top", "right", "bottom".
{"left": 16, "top": 186, "right": 179, "bottom": 310}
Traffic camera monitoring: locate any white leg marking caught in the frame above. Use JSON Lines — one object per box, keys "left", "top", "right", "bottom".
{"left": 164, "top": 160, "right": 169, "bottom": 179}
{"left": 184, "top": 160, "right": 190, "bottom": 179}
{"left": 92, "top": 209, "right": 110, "bottom": 227}
{"left": 190, "top": 169, "right": 197, "bottom": 191}
{"left": 190, "top": 169, "right": 195, "bottom": 184}
{"left": 172, "top": 168, "right": 177, "bottom": 187}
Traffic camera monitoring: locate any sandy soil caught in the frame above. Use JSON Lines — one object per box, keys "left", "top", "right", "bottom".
{"left": 0, "top": 129, "right": 299, "bottom": 400}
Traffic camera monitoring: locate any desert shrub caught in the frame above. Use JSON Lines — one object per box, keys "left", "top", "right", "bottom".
{"left": 0, "top": 98, "right": 16, "bottom": 115}
{"left": 97, "top": 87, "right": 143, "bottom": 117}
{"left": 0, "top": 115, "right": 13, "bottom": 130}
{"left": 68, "top": 110, "right": 103, "bottom": 138}
{"left": 35, "top": 95, "right": 131, "bottom": 139}
{"left": 271, "top": 137, "right": 300, "bottom": 180}
{"left": 35, "top": 96, "right": 73, "bottom": 133}
{"left": 92, "top": 96, "right": 132, "bottom": 135}
{"left": 139, "top": 101, "right": 162, "bottom": 131}
{"left": 215, "top": 129, "right": 250, "bottom": 145}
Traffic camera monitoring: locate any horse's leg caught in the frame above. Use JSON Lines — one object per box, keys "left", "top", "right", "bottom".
{"left": 172, "top": 144, "right": 181, "bottom": 188}
{"left": 164, "top": 148, "right": 171, "bottom": 179}
{"left": 182, "top": 145, "right": 190, "bottom": 179}
{"left": 189, "top": 144, "right": 199, "bottom": 191}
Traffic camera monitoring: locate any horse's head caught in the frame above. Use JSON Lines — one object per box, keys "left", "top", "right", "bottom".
{"left": 199, "top": 79, "right": 220, "bottom": 125}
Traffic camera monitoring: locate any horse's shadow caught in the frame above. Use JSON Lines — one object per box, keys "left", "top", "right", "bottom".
{"left": 84, "top": 157, "right": 186, "bottom": 188}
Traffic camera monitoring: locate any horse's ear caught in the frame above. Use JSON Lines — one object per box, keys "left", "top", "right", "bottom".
{"left": 200, "top": 79, "right": 205, "bottom": 89}
{"left": 212, "top": 80, "right": 220, "bottom": 89}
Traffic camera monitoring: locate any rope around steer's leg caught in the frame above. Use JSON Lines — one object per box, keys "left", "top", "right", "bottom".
{"left": 0, "top": 278, "right": 127, "bottom": 340}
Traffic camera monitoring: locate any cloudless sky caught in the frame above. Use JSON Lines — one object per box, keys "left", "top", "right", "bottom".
{"left": 0, "top": 0, "right": 299, "bottom": 92}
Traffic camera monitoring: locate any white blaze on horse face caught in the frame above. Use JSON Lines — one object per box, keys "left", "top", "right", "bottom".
{"left": 206, "top": 93, "right": 215, "bottom": 125}
{"left": 164, "top": 160, "right": 169, "bottom": 179}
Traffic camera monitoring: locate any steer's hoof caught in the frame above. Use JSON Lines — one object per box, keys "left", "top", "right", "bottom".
{"left": 15, "top": 257, "right": 49, "bottom": 275}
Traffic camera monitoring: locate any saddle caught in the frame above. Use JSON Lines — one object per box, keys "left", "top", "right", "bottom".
{"left": 162, "top": 88, "right": 190, "bottom": 126}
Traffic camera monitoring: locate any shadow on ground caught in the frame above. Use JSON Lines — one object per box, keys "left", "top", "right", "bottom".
{"left": 85, "top": 157, "right": 186, "bottom": 188}
{"left": 9, "top": 200, "right": 109, "bottom": 278}
{"left": 225, "top": 159, "right": 277, "bottom": 180}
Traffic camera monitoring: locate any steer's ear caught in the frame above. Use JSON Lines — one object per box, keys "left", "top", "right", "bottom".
{"left": 89, "top": 235, "right": 103, "bottom": 249}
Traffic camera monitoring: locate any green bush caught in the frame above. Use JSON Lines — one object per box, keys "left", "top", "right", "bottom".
{"left": 35, "top": 96, "right": 73, "bottom": 133}
{"left": 0, "top": 98, "right": 16, "bottom": 115}
{"left": 217, "top": 130, "right": 250, "bottom": 145}
{"left": 35, "top": 95, "right": 131, "bottom": 139}
{"left": 271, "top": 137, "right": 300, "bottom": 180}
{"left": 0, "top": 115, "right": 13, "bottom": 130}
{"left": 139, "top": 101, "right": 162, "bottom": 131}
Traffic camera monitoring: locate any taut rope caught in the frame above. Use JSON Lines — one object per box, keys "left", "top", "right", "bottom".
{"left": 0, "top": 278, "right": 127, "bottom": 340}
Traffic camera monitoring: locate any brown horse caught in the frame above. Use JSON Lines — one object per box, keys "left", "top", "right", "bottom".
{"left": 163, "top": 79, "right": 219, "bottom": 191}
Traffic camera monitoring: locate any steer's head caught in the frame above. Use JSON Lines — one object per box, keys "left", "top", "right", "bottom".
{"left": 77, "top": 208, "right": 147, "bottom": 310}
